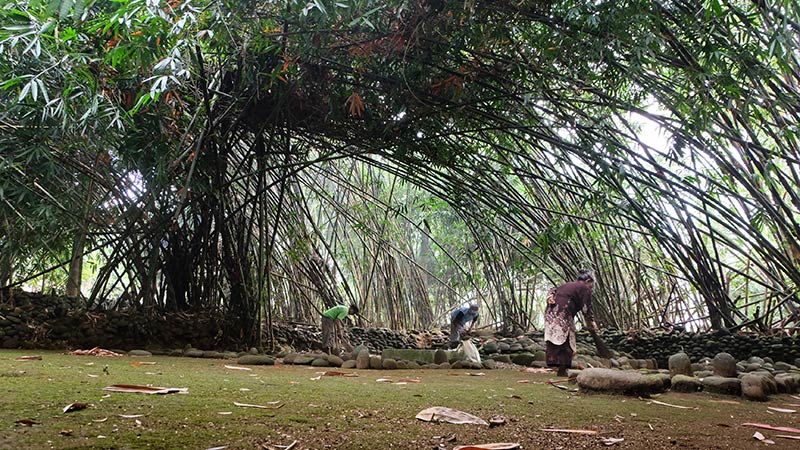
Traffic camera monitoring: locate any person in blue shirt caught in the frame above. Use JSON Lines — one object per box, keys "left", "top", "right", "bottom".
{"left": 449, "top": 302, "right": 479, "bottom": 348}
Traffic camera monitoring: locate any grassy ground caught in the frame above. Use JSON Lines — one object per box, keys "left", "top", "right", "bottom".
{"left": 1, "top": 350, "right": 798, "bottom": 450}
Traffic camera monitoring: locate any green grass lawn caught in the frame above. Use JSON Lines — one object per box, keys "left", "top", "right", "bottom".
{"left": 1, "top": 350, "right": 798, "bottom": 449}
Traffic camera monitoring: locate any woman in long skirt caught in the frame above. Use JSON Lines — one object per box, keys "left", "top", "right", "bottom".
{"left": 544, "top": 270, "right": 598, "bottom": 376}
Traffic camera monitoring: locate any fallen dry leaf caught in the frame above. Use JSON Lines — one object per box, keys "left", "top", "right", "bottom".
{"left": 710, "top": 400, "right": 740, "bottom": 405}
{"left": 103, "top": 384, "right": 188, "bottom": 395}
{"left": 15, "top": 355, "right": 42, "bottom": 361}
{"left": 539, "top": 428, "right": 598, "bottom": 435}
{"left": 466, "top": 372, "right": 486, "bottom": 376}
{"left": 15, "top": 419, "right": 40, "bottom": 426}
{"left": 742, "top": 423, "right": 800, "bottom": 434}
{"left": 60, "top": 429, "right": 73, "bottom": 436}
{"left": 647, "top": 399, "right": 697, "bottom": 410}
{"left": 767, "top": 407, "right": 796, "bottom": 414}
{"left": 92, "top": 417, "right": 108, "bottom": 423}
{"left": 87, "top": 374, "right": 99, "bottom": 378}
{"left": 600, "top": 437, "right": 624, "bottom": 446}
{"left": 119, "top": 414, "right": 144, "bottom": 418}
{"left": 520, "top": 368, "right": 551, "bottom": 373}
{"left": 233, "top": 401, "right": 283, "bottom": 410}
{"left": 321, "top": 371, "right": 358, "bottom": 377}
{"left": 415, "top": 407, "right": 488, "bottom": 426}
{"left": 68, "top": 347, "right": 123, "bottom": 357}
{"left": 217, "top": 411, "right": 233, "bottom": 415}
{"left": 398, "top": 378, "right": 421, "bottom": 383}
{"left": 453, "top": 444, "right": 520, "bottom": 450}
{"left": 376, "top": 378, "right": 393, "bottom": 383}
{"left": 224, "top": 365, "right": 252, "bottom": 371}
{"left": 753, "top": 431, "right": 776, "bottom": 445}
{"left": 132, "top": 361, "right": 157, "bottom": 366}
{"left": 206, "top": 446, "right": 228, "bottom": 450}
{"left": 63, "top": 402, "right": 89, "bottom": 413}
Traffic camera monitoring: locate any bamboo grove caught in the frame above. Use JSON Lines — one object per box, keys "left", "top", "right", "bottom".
{"left": 1, "top": 0, "right": 799, "bottom": 345}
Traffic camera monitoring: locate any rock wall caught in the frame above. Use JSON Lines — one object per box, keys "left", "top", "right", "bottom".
{"left": 599, "top": 329, "right": 800, "bottom": 368}
{"left": 0, "top": 290, "right": 433, "bottom": 352}
{"left": 2, "top": 291, "right": 797, "bottom": 364}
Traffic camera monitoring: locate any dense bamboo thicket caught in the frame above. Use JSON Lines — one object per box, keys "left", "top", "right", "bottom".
{"left": 1, "top": 0, "right": 799, "bottom": 345}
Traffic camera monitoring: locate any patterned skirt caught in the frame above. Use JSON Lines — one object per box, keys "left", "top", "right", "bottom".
{"left": 546, "top": 340, "right": 573, "bottom": 368}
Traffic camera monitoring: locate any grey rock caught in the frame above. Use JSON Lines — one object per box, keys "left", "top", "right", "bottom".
{"left": 128, "top": 350, "right": 153, "bottom": 357}
{"left": 311, "top": 358, "right": 330, "bottom": 367}
{"left": 511, "top": 353, "right": 536, "bottom": 366}
{"left": 434, "top": 349, "right": 449, "bottom": 364}
{"left": 671, "top": 375, "right": 703, "bottom": 392}
{"left": 702, "top": 376, "right": 741, "bottom": 395}
{"left": 293, "top": 355, "right": 316, "bottom": 365}
{"left": 668, "top": 352, "right": 693, "bottom": 378}
{"left": 202, "top": 351, "right": 225, "bottom": 359}
{"left": 712, "top": 353, "right": 738, "bottom": 378}
{"left": 482, "top": 341, "right": 499, "bottom": 354}
{"left": 248, "top": 347, "right": 259, "bottom": 355}
{"left": 775, "top": 373, "right": 800, "bottom": 394}
{"left": 341, "top": 359, "right": 357, "bottom": 369}
{"left": 493, "top": 354, "right": 512, "bottom": 364}
{"left": 576, "top": 368, "right": 666, "bottom": 396}
{"left": 498, "top": 342, "right": 511, "bottom": 353}
{"left": 774, "top": 362, "right": 792, "bottom": 372}
{"left": 283, "top": 352, "right": 298, "bottom": 364}
{"left": 184, "top": 349, "right": 204, "bottom": 358}
{"left": 369, "top": 356, "right": 382, "bottom": 370}
{"left": 747, "top": 356, "right": 765, "bottom": 365}
{"left": 356, "top": 350, "right": 370, "bottom": 369}
{"left": 237, "top": 355, "right": 275, "bottom": 365}
{"left": 382, "top": 358, "right": 398, "bottom": 370}
{"left": 741, "top": 373, "right": 768, "bottom": 401}
{"left": 533, "top": 350, "right": 546, "bottom": 362}
{"left": 326, "top": 355, "right": 344, "bottom": 367}
{"left": 395, "top": 360, "right": 408, "bottom": 370}
{"left": 482, "top": 359, "right": 497, "bottom": 370}
{"left": 439, "top": 362, "right": 451, "bottom": 369}
{"left": 695, "top": 370, "right": 714, "bottom": 378}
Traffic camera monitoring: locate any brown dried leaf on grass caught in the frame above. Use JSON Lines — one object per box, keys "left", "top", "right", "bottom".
{"left": 321, "top": 371, "right": 358, "bottom": 377}
{"left": 453, "top": 444, "right": 520, "bottom": 450}
{"left": 234, "top": 402, "right": 284, "bottom": 410}
{"left": 15, "top": 419, "right": 40, "bottom": 426}
{"left": 415, "top": 407, "right": 489, "bottom": 426}
{"left": 68, "top": 347, "right": 124, "bottom": 357}
{"left": 539, "top": 428, "right": 598, "bottom": 435}
{"left": 103, "top": 384, "right": 188, "bottom": 395}
{"left": 224, "top": 365, "right": 252, "bottom": 371}
{"left": 131, "top": 361, "right": 157, "bottom": 366}
{"left": 63, "top": 402, "right": 89, "bottom": 413}
{"left": 15, "top": 355, "right": 42, "bottom": 361}
{"left": 600, "top": 437, "right": 624, "bottom": 446}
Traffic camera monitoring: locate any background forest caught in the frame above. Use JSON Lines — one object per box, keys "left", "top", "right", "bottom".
{"left": 1, "top": 0, "right": 799, "bottom": 346}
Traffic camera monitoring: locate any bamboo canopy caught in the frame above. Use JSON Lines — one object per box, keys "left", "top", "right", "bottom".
{"left": 1, "top": 0, "right": 799, "bottom": 345}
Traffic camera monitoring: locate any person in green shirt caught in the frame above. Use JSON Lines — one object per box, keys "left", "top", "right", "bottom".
{"left": 321, "top": 304, "right": 359, "bottom": 354}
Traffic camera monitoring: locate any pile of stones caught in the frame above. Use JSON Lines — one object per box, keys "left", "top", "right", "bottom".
{"left": 280, "top": 344, "right": 489, "bottom": 371}
{"left": 667, "top": 351, "right": 800, "bottom": 401}
{"left": 600, "top": 328, "right": 800, "bottom": 368}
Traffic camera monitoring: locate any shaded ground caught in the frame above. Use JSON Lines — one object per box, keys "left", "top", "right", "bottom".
{"left": 1, "top": 350, "right": 798, "bottom": 449}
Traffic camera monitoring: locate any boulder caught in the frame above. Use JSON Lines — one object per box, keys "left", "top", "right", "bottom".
{"left": 493, "top": 354, "right": 512, "bottom": 364}
{"left": 341, "top": 359, "right": 357, "bottom": 369}
{"left": 712, "top": 353, "right": 738, "bottom": 378}
{"left": 434, "top": 349, "right": 449, "bottom": 364}
{"left": 741, "top": 373, "right": 768, "bottom": 401}
{"left": 326, "top": 354, "right": 344, "bottom": 367}
{"left": 482, "top": 359, "right": 497, "bottom": 370}
{"left": 511, "top": 353, "right": 536, "bottom": 366}
{"left": 283, "top": 352, "right": 298, "bottom": 364}
{"left": 293, "top": 355, "right": 316, "bottom": 365}
{"left": 576, "top": 368, "right": 666, "bottom": 396}
{"left": 668, "top": 352, "right": 693, "bottom": 378}
{"left": 184, "top": 349, "right": 204, "bottom": 358}
{"left": 482, "top": 341, "right": 499, "bottom": 354}
{"left": 775, "top": 373, "right": 800, "bottom": 394}
{"left": 382, "top": 358, "right": 398, "bottom": 370}
{"left": 671, "top": 375, "right": 702, "bottom": 392}
{"left": 356, "top": 350, "right": 370, "bottom": 369}
{"left": 311, "top": 358, "right": 330, "bottom": 367}
{"left": 369, "top": 356, "right": 383, "bottom": 370}
{"left": 128, "top": 350, "right": 153, "bottom": 357}
{"left": 701, "top": 376, "right": 741, "bottom": 395}
{"left": 237, "top": 355, "right": 275, "bottom": 365}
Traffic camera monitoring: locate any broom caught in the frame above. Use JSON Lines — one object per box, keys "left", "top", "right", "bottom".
{"left": 589, "top": 329, "right": 613, "bottom": 359}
